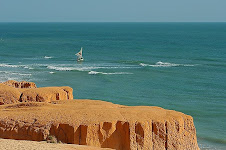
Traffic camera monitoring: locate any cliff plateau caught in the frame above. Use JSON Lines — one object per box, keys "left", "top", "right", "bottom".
{"left": 0, "top": 100, "right": 199, "bottom": 150}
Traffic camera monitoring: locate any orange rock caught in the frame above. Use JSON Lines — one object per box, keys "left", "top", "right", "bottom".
{"left": 0, "top": 83, "right": 21, "bottom": 105}
{"left": 3, "top": 80, "right": 37, "bottom": 88}
{"left": 19, "top": 87, "right": 73, "bottom": 102}
{"left": 0, "top": 81, "right": 73, "bottom": 104}
{"left": 0, "top": 100, "right": 200, "bottom": 150}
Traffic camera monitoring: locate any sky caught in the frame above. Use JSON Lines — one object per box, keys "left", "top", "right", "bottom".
{"left": 0, "top": 0, "right": 225, "bottom": 22}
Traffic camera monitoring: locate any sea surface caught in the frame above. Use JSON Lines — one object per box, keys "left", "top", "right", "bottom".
{"left": 0, "top": 22, "right": 225, "bottom": 149}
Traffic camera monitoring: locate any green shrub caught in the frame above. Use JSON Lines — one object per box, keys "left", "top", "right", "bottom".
{"left": 46, "top": 135, "right": 58, "bottom": 143}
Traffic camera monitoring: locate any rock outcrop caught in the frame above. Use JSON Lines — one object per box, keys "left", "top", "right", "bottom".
{"left": 0, "top": 81, "right": 73, "bottom": 105}
{"left": 3, "top": 80, "right": 37, "bottom": 88}
{"left": 0, "top": 100, "right": 200, "bottom": 150}
{"left": 0, "top": 83, "right": 21, "bottom": 105}
{"left": 19, "top": 86, "right": 73, "bottom": 103}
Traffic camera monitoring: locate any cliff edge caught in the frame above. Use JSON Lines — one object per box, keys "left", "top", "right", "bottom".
{"left": 0, "top": 100, "right": 199, "bottom": 150}
{"left": 0, "top": 80, "right": 199, "bottom": 150}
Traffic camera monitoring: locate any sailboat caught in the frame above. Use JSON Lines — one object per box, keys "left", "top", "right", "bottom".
{"left": 75, "top": 47, "right": 84, "bottom": 62}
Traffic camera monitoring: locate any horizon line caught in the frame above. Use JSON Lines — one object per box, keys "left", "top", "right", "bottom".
{"left": 0, "top": 21, "right": 226, "bottom": 23}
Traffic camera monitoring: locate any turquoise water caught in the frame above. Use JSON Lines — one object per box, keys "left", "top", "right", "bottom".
{"left": 0, "top": 23, "right": 225, "bottom": 149}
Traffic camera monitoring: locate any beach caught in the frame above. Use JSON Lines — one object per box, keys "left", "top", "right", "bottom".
{"left": 0, "top": 138, "right": 112, "bottom": 150}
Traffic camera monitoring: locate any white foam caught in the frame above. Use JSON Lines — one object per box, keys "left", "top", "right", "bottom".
{"left": 88, "top": 71, "right": 99, "bottom": 74}
{"left": 47, "top": 66, "right": 86, "bottom": 71}
{"left": 183, "top": 64, "right": 196, "bottom": 67}
{"left": 88, "top": 71, "right": 133, "bottom": 75}
{"left": 0, "top": 71, "right": 31, "bottom": 83}
{"left": 155, "top": 61, "right": 180, "bottom": 67}
{"left": 0, "top": 63, "right": 25, "bottom": 68}
{"left": 47, "top": 64, "right": 138, "bottom": 72}
{"left": 140, "top": 63, "right": 148, "bottom": 67}
{"left": 49, "top": 72, "right": 55, "bottom": 74}
{"left": 0, "top": 71, "right": 30, "bottom": 75}
{"left": 23, "top": 65, "right": 34, "bottom": 70}
{"left": 11, "top": 72, "right": 32, "bottom": 76}
{"left": 140, "top": 61, "right": 195, "bottom": 67}
{"left": 44, "top": 56, "right": 53, "bottom": 59}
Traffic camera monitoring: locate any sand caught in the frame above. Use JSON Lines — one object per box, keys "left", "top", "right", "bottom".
{"left": 0, "top": 138, "right": 112, "bottom": 150}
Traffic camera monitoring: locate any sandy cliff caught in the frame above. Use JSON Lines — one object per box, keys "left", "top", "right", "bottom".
{"left": 0, "top": 80, "right": 73, "bottom": 104}
{"left": 0, "top": 100, "right": 199, "bottom": 150}
{"left": 0, "top": 80, "right": 199, "bottom": 150}
{"left": 3, "top": 80, "right": 37, "bottom": 88}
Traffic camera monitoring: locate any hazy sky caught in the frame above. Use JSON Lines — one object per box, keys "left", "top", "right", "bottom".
{"left": 0, "top": 0, "right": 225, "bottom": 22}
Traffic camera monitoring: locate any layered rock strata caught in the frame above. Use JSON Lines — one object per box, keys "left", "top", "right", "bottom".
{"left": 0, "top": 80, "right": 73, "bottom": 105}
{"left": 0, "top": 100, "right": 200, "bottom": 150}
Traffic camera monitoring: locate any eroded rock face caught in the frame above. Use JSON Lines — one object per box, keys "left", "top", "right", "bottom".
{"left": 3, "top": 80, "right": 37, "bottom": 88}
{"left": 0, "top": 84, "right": 21, "bottom": 105}
{"left": 0, "top": 81, "right": 73, "bottom": 104}
{"left": 0, "top": 100, "right": 200, "bottom": 150}
{"left": 19, "top": 87, "right": 73, "bottom": 103}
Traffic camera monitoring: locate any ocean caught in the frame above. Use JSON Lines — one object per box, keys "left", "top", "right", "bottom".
{"left": 0, "top": 22, "right": 225, "bottom": 149}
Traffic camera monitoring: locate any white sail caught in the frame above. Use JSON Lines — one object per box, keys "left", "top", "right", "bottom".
{"left": 75, "top": 47, "right": 84, "bottom": 61}
{"left": 76, "top": 47, "right": 83, "bottom": 56}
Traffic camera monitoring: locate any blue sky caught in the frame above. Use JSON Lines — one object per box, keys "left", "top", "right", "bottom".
{"left": 0, "top": 0, "right": 225, "bottom": 22}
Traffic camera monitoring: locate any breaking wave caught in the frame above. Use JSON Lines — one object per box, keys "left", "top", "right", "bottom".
{"left": 88, "top": 71, "right": 133, "bottom": 75}
{"left": 0, "top": 71, "right": 32, "bottom": 83}
{"left": 47, "top": 66, "right": 99, "bottom": 71}
{"left": 140, "top": 61, "right": 196, "bottom": 67}
{"left": 0, "top": 63, "right": 41, "bottom": 70}
{"left": 0, "top": 63, "right": 25, "bottom": 68}
{"left": 44, "top": 56, "right": 53, "bottom": 59}
{"left": 0, "top": 71, "right": 31, "bottom": 76}
{"left": 47, "top": 64, "right": 138, "bottom": 72}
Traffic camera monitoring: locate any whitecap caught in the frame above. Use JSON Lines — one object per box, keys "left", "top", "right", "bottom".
{"left": 155, "top": 61, "right": 180, "bottom": 67}
{"left": 102, "top": 72, "right": 133, "bottom": 75}
{"left": 47, "top": 64, "right": 138, "bottom": 72}
{"left": 44, "top": 56, "right": 53, "bottom": 59}
{"left": 49, "top": 72, "right": 55, "bottom": 74}
{"left": 23, "top": 65, "right": 35, "bottom": 70}
{"left": 183, "top": 64, "right": 196, "bottom": 67}
{"left": 0, "top": 71, "right": 31, "bottom": 76}
{"left": 88, "top": 71, "right": 133, "bottom": 75}
{"left": 0, "top": 63, "right": 24, "bottom": 68}
{"left": 140, "top": 63, "right": 149, "bottom": 66}
{"left": 0, "top": 71, "right": 32, "bottom": 83}
{"left": 140, "top": 61, "right": 195, "bottom": 67}
{"left": 47, "top": 65, "right": 105, "bottom": 71}
{"left": 11, "top": 72, "right": 32, "bottom": 76}
{"left": 47, "top": 66, "right": 82, "bottom": 71}
{"left": 88, "top": 71, "right": 99, "bottom": 75}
